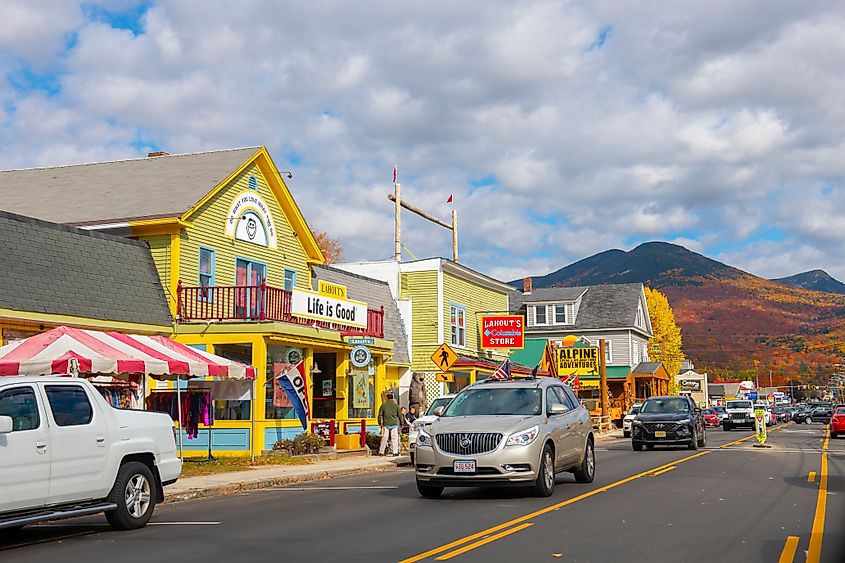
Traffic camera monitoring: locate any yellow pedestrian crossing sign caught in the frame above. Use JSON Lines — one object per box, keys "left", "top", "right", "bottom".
{"left": 754, "top": 408, "right": 767, "bottom": 445}
{"left": 431, "top": 343, "right": 458, "bottom": 372}
{"left": 435, "top": 372, "right": 454, "bottom": 383}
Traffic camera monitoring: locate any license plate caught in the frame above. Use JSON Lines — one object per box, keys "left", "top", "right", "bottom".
{"left": 453, "top": 460, "right": 476, "bottom": 473}
{"left": 654, "top": 431, "right": 667, "bottom": 438}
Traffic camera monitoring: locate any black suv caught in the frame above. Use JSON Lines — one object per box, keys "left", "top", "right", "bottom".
{"left": 631, "top": 395, "right": 706, "bottom": 451}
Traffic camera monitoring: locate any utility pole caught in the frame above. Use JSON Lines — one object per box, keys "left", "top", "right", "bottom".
{"left": 394, "top": 182, "right": 401, "bottom": 263}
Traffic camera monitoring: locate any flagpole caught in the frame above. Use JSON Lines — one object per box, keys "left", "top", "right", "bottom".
{"left": 451, "top": 208, "right": 458, "bottom": 263}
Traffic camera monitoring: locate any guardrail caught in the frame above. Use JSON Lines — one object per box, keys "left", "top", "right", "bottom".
{"left": 591, "top": 414, "right": 615, "bottom": 433}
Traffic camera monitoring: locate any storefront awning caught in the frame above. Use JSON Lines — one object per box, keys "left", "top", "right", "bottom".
{"left": 0, "top": 326, "right": 256, "bottom": 379}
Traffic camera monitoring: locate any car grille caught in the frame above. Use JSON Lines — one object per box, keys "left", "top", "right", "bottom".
{"left": 435, "top": 433, "right": 503, "bottom": 455}
{"left": 642, "top": 422, "right": 683, "bottom": 435}
{"left": 437, "top": 467, "right": 501, "bottom": 476}
{"left": 730, "top": 412, "right": 748, "bottom": 420}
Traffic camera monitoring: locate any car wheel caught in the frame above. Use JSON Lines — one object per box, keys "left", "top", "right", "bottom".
{"left": 623, "top": 430, "right": 630, "bottom": 438}
{"left": 416, "top": 479, "right": 443, "bottom": 498}
{"left": 688, "top": 430, "right": 699, "bottom": 450}
{"left": 574, "top": 439, "right": 595, "bottom": 484}
{"left": 0, "top": 524, "right": 25, "bottom": 536}
{"left": 532, "top": 444, "right": 555, "bottom": 497}
{"left": 831, "top": 432, "right": 838, "bottom": 439}
{"left": 105, "top": 462, "right": 157, "bottom": 531}
{"left": 806, "top": 417, "right": 812, "bottom": 424}
{"left": 698, "top": 429, "right": 706, "bottom": 448}
{"left": 724, "top": 423, "right": 732, "bottom": 431}
{"left": 632, "top": 441, "right": 643, "bottom": 452}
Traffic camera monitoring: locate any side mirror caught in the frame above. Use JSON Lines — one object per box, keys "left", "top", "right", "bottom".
{"left": 695, "top": 408, "right": 702, "bottom": 414}
{"left": 432, "top": 406, "right": 445, "bottom": 417}
{"left": 0, "top": 415, "right": 12, "bottom": 434}
{"left": 548, "top": 404, "right": 568, "bottom": 415}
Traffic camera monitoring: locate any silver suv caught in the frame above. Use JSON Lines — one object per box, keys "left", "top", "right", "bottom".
{"left": 414, "top": 377, "right": 595, "bottom": 498}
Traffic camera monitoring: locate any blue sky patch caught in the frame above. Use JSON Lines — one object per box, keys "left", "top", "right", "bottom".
{"left": 8, "top": 66, "right": 62, "bottom": 96}
{"left": 82, "top": 1, "right": 151, "bottom": 35}
{"left": 588, "top": 25, "right": 613, "bottom": 51}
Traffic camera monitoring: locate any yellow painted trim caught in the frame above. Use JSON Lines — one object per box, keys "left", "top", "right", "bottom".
{"left": 179, "top": 146, "right": 324, "bottom": 264}
{"left": 0, "top": 308, "right": 171, "bottom": 334}
{"left": 169, "top": 231, "right": 180, "bottom": 315}
{"left": 129, "top": 217, "right": 193, "bottom": 228}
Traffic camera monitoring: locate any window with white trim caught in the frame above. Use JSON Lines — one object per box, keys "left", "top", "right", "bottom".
{"left": 283, "top": 268, "right": 297, "bottom": 291}
{"left": 450, "top": 305, "right": 466, "bottom": 347}
{"left": 633, "top": 343, "right": 640, "bottom": 366}
{"left": 642, "top": 343, "right": 648, "bottom": 362}
{"left": 635, "top": 302, "right": 645, "bottom": 329}
{"left": 533, "top": 304, "right": 547, "bottom": 325}
{"left": 604, "top": 340, "right": 613, "bottom": 363}
{"left": 554, "top": 304, "right": 566, "bottom": 324}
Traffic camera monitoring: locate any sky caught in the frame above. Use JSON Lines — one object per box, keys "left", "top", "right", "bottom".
{"left": 1, "top": 0, "right": 845, "bottom": 283}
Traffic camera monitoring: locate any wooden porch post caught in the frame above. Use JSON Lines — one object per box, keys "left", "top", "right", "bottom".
{"left": 599, "top": 339, "right": 608, "bottom": 420}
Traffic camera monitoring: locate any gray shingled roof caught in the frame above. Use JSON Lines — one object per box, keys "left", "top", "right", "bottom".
{"left": 0, "top": 211, "right": 172, "bottom": 327}
{"left": 510, "top": 283, "right": 648, "bottom": 333}
{"left": 312, "top": 265, "right": 410, "bottom": 365}
{"left": 0, "top": 147, "right": 259, "bottom": 225}
{"left": 632, "top": 362, "right": 663, "bottom": 374}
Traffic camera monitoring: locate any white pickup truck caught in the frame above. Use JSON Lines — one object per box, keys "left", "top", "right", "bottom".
{"left": 0, "top": 376, "right": 181, "bottom": 532}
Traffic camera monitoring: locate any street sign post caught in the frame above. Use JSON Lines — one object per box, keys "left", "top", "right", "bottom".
{"left": 754, "top": 407, "right": 768, "bottom": 447}
{"left": 431, "top": 343, "right": 458, "bottom": 372}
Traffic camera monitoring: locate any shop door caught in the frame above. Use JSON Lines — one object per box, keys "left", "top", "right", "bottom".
{"left": 312, "top": 353, "right": 337, "bottom": 419}
{"left": 236, "top": 259, "right": 266, "bottom": 319}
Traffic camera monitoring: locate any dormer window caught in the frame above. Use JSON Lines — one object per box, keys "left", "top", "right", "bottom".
{"left": 534, "top": 305, "right": 547, "bottom": 325}
{"left": 554, "top": 304, "right": 566, "bottom": 324}
{"left": 530, "top": 303, "right": 571, "bottom": 327}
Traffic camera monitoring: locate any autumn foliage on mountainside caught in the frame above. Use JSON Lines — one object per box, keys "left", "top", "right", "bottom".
{"left": 525, "top": 242, "right": 845, "bottom": 385}
{"left": 312, "top": 230, "right": 344, "bottom": 264}
{"left": 644, "top": 288, "right": 685, "bottom": 393}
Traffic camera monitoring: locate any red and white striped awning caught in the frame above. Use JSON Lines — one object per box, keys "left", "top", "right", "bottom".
{"left": 0, "top": 326, "right": 256, "bottom": 379}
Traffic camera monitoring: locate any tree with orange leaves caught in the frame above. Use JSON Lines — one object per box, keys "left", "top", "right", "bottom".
{"left": 311, "top": 230, "right": 344, "bottom": 264}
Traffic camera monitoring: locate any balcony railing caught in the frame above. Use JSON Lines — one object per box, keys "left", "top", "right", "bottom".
{"left": 176, "top": 281, "right": 385, "bottom": 338}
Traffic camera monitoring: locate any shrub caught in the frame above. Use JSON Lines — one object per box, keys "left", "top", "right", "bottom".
{"left": 272, "top": 432, "right": 326, "bottom": 455}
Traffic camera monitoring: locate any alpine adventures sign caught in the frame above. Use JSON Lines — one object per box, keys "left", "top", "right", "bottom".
{"left": 480, "top": 315, "right": 524, "bottom": 349}
{"left": 557, "top": 346, "right": 599, "bottom": 376}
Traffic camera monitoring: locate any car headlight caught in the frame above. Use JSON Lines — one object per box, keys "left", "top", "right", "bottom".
{"left": 417, "top": 428, "right": 433, "bottom": 448}
{"left": 633, "top": 420, "right": 644, "bottom": 427}
{"left": 506, "top": 425, "right": 539, "bottom": 447}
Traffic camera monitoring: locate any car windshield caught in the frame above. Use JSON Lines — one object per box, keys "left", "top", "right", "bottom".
{"left": 727, "top": 401, "right": 752, "bottom": 409}
{"left": 628, "top": 405, "right": 641, "bottom": 415}
{"left": 426, "top": 397, "right": 453, "bottom": 416}
{"left": 703, "top": 409, "right": 715, "bottom": 415}
{"left": 834, "top": 407, "right": 845, "bottom": 415}
{"left": 640, "top": 398, "right": 690, "bottom": 414}
{"left": 442, "top": 387, "right": 542, "bottom": 416}
{"left": 714, "top": 406, "right": 725, "bottom": 413}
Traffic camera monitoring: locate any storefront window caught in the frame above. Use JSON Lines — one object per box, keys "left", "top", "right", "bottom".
{"left": 265, "top": 344, "right": 298, "bottom": 420}
{"left": 212, "top": 343, "right": 252, "bottom": 420}
{"left": 347, "top": 368, "right": 374, "bottom": 419}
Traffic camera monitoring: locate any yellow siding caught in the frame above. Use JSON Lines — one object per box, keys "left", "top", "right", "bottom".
{"left": 143, "top": 234, "right": 172, "bottom": 299}
{"left": 401, "top": 270, "right": 439, "bottom": 346}
{"left": 442, "top": 272, "right": 508, "bottom": 355}
{"left": 180, "top": 163, "right": 311, "bottom": 290}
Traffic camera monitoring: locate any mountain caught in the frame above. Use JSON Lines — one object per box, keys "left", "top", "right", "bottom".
{"left": 518, "top": 242, "right": 845, "bottom": 383}
{"left": 772, "top": 270, "right": 845, "bottom": 295}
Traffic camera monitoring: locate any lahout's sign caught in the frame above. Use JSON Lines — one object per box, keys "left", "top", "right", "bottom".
{"left": 480, "top": 315, "right": 524, "bottom": 349}
{"left": 290, "top": 286, "right": 368, "bottom": 329}
{"left": 225, "top": 190, "right": 278, "bottom": 248}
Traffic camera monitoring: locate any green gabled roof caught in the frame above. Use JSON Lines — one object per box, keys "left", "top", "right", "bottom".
{"left": 579, "top": 366, "right": 631, "bottom": 379}
{"left": 509, "top": 338, "right": 547, "bottom": 367}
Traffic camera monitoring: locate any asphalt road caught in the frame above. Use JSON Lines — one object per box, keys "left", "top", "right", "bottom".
{"left": 2, "top": 423, "right": 842, "bottom": 563}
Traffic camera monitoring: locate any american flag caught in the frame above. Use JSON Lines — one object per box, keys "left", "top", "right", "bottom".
{"left": 490, "top": 359, "right": 511, "bottom": 380}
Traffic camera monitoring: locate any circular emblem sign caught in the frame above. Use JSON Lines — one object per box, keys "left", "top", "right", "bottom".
{"left": 350, "top": 345, "right": 371, "bottom": 368}
{"left": 286, "top": 348, "right": 303, "bottom": 365}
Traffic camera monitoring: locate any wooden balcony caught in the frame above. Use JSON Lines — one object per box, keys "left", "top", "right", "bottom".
{"left": 176, "top": 281, "right": 385, "bottom": 338}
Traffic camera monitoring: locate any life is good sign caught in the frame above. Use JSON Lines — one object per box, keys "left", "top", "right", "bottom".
{"left": 290, "top": 288, "right": 368, "bottom": 329}
{"left": 480, "top": 315, "right": 524, "bottom": 349}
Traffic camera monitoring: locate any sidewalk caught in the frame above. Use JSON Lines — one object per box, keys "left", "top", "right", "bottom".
{"left": 164, "top": 430, "right": 622, "bottom": 504}
{"left": 164, "top": 454, "right": 410, "bottom": 503}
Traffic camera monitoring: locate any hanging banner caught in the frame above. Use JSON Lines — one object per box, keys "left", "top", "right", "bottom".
{"left": 352, "top": 369, "right": 370, "bottom": 409}
{"left": 277, "top": 361, "right": 310, "bottom": 430}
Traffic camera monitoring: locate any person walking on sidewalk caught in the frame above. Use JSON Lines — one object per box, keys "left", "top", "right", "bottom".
{"left": 378, "top": 392, "right": 401, "bottom": 456}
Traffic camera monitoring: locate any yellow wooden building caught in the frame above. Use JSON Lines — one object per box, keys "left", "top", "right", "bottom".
{"left": 0, "top": 147, "right": 410, "bottom": 455}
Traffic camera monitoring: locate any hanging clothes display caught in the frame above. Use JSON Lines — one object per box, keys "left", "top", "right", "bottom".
{"left": 146, "top": 391, "right": 213, "bottom": 439}
{"left": 96, "top": 384, "right": 140, "bottom": 409}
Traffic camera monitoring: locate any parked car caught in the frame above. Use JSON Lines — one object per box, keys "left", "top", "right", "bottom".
{"left": 409, "top": 394, "right": 456, "bottom": 463}
{"left": 0, "top": 376, "right": 181, "bottom": 532}
{"left": 830, "top": 406, "right": 845, "bottom": 438}
{"left": 713, "top": 405, "right": 727, "bottom": 426}
{"left": 793, "top": 406, "right": 814, "bottom": 423}
{"left": 806, "top": 407, "right": 833, "bottom": 424}
{"left": 631, "top": 395, "right": 706, "bottom": 451}
{"left": 414, "top": 378, "right": 594, "bottom": 498}
{"left": 701, "top": 408, "right": 719, "bottom": 427}
{"left": 622, "top": 403, "right": 642, "bottom": 438}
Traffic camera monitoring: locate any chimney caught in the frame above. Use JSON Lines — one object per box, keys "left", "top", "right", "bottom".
{"left": 147, "top": 151, "right": 170, "bottom": 158}
{"left": 523, "top": 277, "right": 533, "bottom": 294}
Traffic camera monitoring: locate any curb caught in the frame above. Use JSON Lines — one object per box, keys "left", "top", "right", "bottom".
{"left": 164, "top": 461, "right": 405, "bottom": 504}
